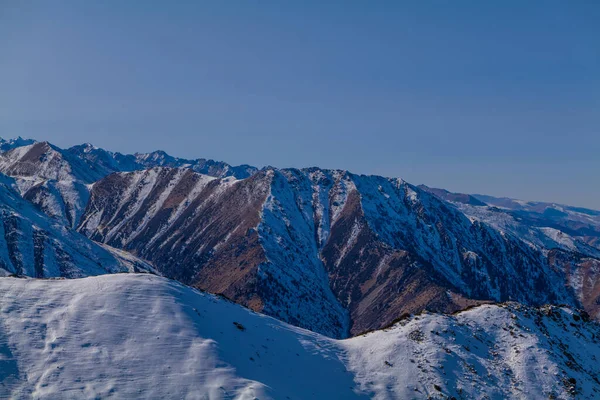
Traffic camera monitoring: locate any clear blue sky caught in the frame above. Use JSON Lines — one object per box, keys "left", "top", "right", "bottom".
{"left": 1, "top": 1, "right": 599, "bottom": 208}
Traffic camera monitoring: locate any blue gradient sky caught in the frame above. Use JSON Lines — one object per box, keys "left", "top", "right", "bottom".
{"left": 1, "top": 1, "right": 599, "bottom": 208}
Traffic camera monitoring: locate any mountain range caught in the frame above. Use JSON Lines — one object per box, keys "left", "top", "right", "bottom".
{"left": 1, "top": 137, "right": 599, "bottom": 340}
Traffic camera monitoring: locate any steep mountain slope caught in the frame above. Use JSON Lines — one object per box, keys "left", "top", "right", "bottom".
{"left": 0, "top": 141, "right": 258, "bottom": 228}
{"left": 78, "top": 167, "right": 595, "bottom": 337}
{"left": 0, "top": 141, "right": 106, "bottom": 183}
{"left": 0, "top": 172, "right": 152, "bottom": 277}
{"left": 424, "top": 185, "right": 600, "bottom": 254}
{"left": 0, "top": 140, "right": 257, "bottom": 228}
{"left": 421, "top": 186, "right": 600, "bottom": 322}
{"left": 0, "top": 142, "right": 106, "bottom": 228}
{"left": 421, "top": 186, "right": 600, "bottom": 256}
{"left": 78, "top": 167, "right": 348, "bottom": 337}
{"left": 1, "top": 274, "right": 598, "bottom": 400}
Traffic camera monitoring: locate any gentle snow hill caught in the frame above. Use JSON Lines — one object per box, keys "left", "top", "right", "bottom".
{"left": 1, "top": 275, "right": 599, "bottom": 400}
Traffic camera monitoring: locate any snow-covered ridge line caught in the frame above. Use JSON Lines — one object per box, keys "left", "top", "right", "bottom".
{"left": 0, "top": 274, "right": 598, "bottom": 399}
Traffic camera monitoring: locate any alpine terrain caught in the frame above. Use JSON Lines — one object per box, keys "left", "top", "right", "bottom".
{"left": 0, "top": 137, "right": 599, "bottom": 398}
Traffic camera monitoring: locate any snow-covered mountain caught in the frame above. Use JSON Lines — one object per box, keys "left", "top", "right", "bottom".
{"left": 1, "top": 138, "right": 599, "bottom": 339}
{"left": 0, "top": 172, "right": 152, "bottom": 277}
{"left": 0, "top": 274, "right": 598, "bottom": 399}
{"left": 421, "top": 185, "right": 600, "bottom": 324}
{"left": 0, "top": 141, "right": 257, "bottom": 228}
{"left": 76, "top": 166, "right": 600, "bottom": 337}
{"left": 0, "top": 142, "right": 108, "bottom": 228}
{"left": 0, "top": 141, "right": 107, "bottom": 183}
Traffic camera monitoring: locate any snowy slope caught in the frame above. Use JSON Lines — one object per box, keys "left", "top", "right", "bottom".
{"left": 0, "top": 142, "right": 107, "bottom": 228}
{"left": 473, "top": 194, "right": 600, "bottom": 250}
{"left": 0, "top": 172, "right": 153, "bottom": 277}
{"left": 421, "top": 186, "right": 600, "bottom": 322}
{"left": 423, "top": 187, "right": 600, "bottom": 254}
{"left": 0, "top": 274, "right": 598, "bottom": 400}
{"left": 0, "top": 142, "right": 106, "bottom": 183}
{"left": 0, "top": 140, "right": 257, "bottom": 228}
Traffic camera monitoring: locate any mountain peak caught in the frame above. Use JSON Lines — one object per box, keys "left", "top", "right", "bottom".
{"left": 0, "top": 136, "right": 37, "bottom": 152}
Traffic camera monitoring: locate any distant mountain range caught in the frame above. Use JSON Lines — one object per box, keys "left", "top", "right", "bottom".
{"left": 1, "top": 137, "right": 599, "bottom": 339}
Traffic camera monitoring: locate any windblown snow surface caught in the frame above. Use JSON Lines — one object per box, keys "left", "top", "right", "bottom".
{"left": 0, "top": 275, "right": 599, "bottom": 399}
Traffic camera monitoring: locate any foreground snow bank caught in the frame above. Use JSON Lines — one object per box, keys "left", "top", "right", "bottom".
{"left": 0, "top": 275, "right": 358, "bottom": 400}
{"left": 0, "top": 275, "right": 599, "bottom": 399}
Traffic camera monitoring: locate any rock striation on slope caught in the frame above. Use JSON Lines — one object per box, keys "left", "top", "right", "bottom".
{"left": 0, "top": 140, "right": 256, "bottom": 228}
{"left": 77, "top": 166, "right": 599, "bottom": 337}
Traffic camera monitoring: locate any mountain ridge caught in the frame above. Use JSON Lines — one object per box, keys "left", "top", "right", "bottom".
{"left": 1, "top": 137, "right": 600, "bottom": 339}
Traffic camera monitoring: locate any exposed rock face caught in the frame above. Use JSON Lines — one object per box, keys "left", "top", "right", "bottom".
{"left": 77, "top": 166, "right": 598, "bottom": 337}
{"left": 319, "top": 186, "right": 485, "bottom": 335}
{"left": 548, "top": 249, "right": 600, "bottom": 320}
